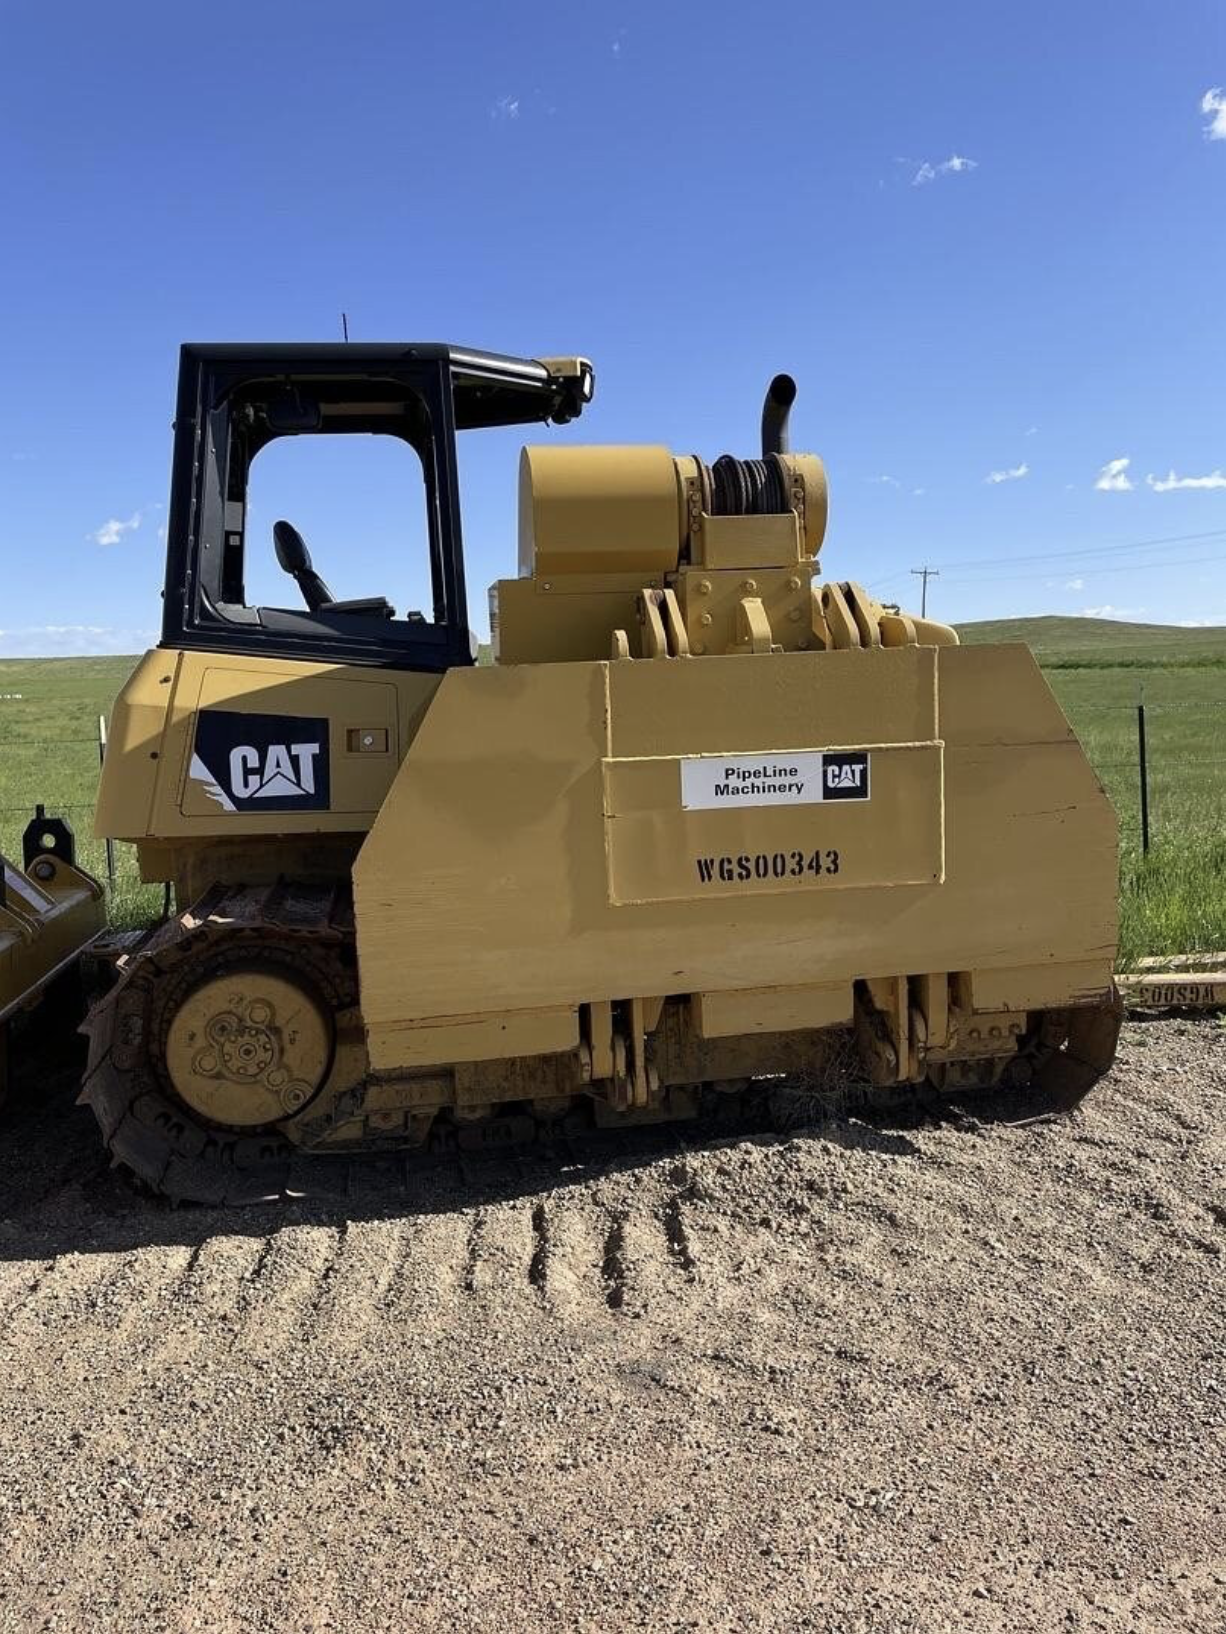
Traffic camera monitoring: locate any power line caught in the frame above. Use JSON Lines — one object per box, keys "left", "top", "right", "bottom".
{"left": 938, "top": 548, "right": 1226, "bottom": 586}
{"left": 930, "top": 526, "right": 1226, "bottom": 573}
{"left": 856, "top": 527, "right": 1226, "bottom": 595}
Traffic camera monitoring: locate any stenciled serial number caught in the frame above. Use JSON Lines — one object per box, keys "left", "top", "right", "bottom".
{"left": 695, "top": 847, "right": 841, "bottom": 885}
{"left": 1133, "top": 981, "right": 1225, "bottom": 1007}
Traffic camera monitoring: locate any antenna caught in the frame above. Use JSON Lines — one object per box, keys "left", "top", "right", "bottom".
{"left": 910, "top": 565, "right": 939, "bottom": 617}
{"left": 341, "top": 311, "right": 350, "bottom": 342}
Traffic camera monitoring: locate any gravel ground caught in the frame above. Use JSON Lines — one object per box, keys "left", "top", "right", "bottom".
{"left": 0, "top": 1016, "right": 1223, "bottom": 1633}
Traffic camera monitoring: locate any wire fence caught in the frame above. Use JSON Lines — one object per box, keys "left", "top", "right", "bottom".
{"left": 1053, "top": 698, "right": 1226, "bottom": 855}
{"left": 0, "top": 716, "right": 124, "bottom": 893}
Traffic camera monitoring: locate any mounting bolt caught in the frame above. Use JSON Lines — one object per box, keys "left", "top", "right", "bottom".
{"left": 742, "top": 578, "right": 758, "bottom": 592}
{"left": 787, "top": 576, "right": 802, "bottom": 591}
{"left": 692, "top": 641, "right": 706, "bottom": 655}
{"left": 789, "top": 608, "right": 802, "bottom": 622}
{"left": 698, "top": 579, "right": 712, "bottom": 595}
{"left": 699, "top": 612, "right": 712, "bottom": 626}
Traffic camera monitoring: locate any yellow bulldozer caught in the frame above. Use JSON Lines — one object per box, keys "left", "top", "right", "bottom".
{"left": 81, "top": 344, "right": 1121, "bottom": 1203}
{"left": 2, "top": 810, "right": 104, "bottom": 1105}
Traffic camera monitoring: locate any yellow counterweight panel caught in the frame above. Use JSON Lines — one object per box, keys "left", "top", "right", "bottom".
{"left": 353, "top": 642, "right": 1116, "bottom": 1074}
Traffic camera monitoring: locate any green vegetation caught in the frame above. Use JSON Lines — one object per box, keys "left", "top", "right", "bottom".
{"left": 957, "top": 614, "right": 1226, "bottom": 666}
{"left": 959, "top": 617, "right": 1226, "bottom": 964}
{"left": 0, "top": 654, "right": 154, "bottom": 924}
{"left": 2, "top": 620, "right": 1223, "bottom": 960}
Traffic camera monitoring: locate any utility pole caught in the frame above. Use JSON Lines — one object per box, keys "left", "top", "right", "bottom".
{"left": 911, "top": 565, "right": 939, "bottom": 617}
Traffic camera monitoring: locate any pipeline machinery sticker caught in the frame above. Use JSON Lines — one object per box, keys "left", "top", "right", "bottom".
{"left": 189, "top": 709, "right": 330, "bottom": 814}
{"left": 680, "top": 750, "right": 870, "bottom": 810}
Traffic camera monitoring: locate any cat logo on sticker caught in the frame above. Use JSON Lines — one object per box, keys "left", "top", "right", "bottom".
{"left": 821, "top": 752, "right": 870, "bottom": 800}
{"left": 188, "top": 709, "right": 331, "bottom": 814}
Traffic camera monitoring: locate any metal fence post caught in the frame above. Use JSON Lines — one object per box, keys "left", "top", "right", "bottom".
{"left": 97, "top": 714, "right": 116, "bottom": 889}
{"left": 1136, "top": 698, "right": 1150, "bottom": 855}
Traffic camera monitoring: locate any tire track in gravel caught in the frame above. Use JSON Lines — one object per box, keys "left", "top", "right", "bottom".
{"left": 526, "top": 1194, "right": 609, "bottom": 1321}
{"left": 0, "top": 1250, "right": 122, "bottom": 1345}
{"left": 376, "top": 1209, "right": 470, "bottom": 1334}
{"left": 489, "top": 1177, "right": 711, "bottom": 1324}
{"left": 461, "top": 1199, "right": 549, "bottom": 1325}
{"left": 0, "top": 1240, "right": 201, "bottom": 1368}
{"left": 149, "top": 1232, "right": 272, "bottom": 1365}
{"left": 230, "top": 1222, "right": 349, "bottom": 1359}
{"left": 309, "top": 1217, "right": 416, "bottom": 1353}
{"left": 98, "top": 1244, "right": 201, "bottom": 1365}
{"left": 597, "top": 1194, "right": 700, "bottom": 1318}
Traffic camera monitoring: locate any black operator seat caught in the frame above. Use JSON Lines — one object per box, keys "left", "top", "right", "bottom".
{"left": 272, "top": 520, "right": 396, "bottom": 619}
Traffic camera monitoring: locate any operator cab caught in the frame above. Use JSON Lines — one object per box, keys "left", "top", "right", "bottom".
{"left": 162, "top": 343, "right": 592, "bottom": 671}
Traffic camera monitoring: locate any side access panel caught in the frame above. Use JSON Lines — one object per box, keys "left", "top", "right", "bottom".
{"left": 94, "top": 649, "right": 441, "bottom": 842}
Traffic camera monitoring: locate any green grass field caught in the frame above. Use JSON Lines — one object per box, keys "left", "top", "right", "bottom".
{"left": 2, "top": 618, "right": 1223, "bottom": 962}
{"left": 0, "top": 654, "right": 158, "bottom": 924}
{"left": 958, "top": 617, "right": 1226, "bottom": 964}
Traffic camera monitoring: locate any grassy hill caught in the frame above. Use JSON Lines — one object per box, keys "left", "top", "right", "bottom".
{"left": 956, "top": 614, "right": 1226, "bottom": 666}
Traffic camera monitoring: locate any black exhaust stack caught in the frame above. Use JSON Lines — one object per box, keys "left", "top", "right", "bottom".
{"left": 760, "top": 373, "right": 797, "bottom": 457}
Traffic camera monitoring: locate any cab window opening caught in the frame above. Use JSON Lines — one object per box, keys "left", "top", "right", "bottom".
{"left": 238, "top": 429, "right": 435, "bottom": 624}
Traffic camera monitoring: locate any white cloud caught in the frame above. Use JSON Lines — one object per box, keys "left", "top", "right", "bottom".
{"left": 1145, "top": 468, "right": 1226, "bottom": 492}
{"left": 912, "top": 487, "right": 926, "bottom": 496}
{"left": 986, "top": 462, "right": 1028, "bottom": 484}
{"left": 1080, "top": 604, "right": 1147, "bottom": 620}
{"left": 870, "top": 474, "right": 901, "bottom": 488}
{"left": 913, "top": 154, "right": 978, "bottom": 186}
{"left": 490, "top": 94, "right": 520, "bottom": 121}
{"left": 1024, "top": 425, "right": 1038, "bottom": 437}
{"left": 1065, "top": 577, "right": 1085, "bottom": 590}
{"left": 1094, "top": 457, "right": 1133, "bottom": 492}
{"left": 90, "top": 510, "right": 143, "bottom": 546}
{"left": 0, "top": 624, "right": 156, "bottom": 658}
{"left": 1178, "top": 616, "right": 1226, "bottom": 627}
{"left": 1202, "top": 87, "right": 1226, "bottom": 141}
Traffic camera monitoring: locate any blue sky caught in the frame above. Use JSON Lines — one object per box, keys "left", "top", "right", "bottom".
{"left": 1, "top": 0, "right": 1223, "bottom": 656}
